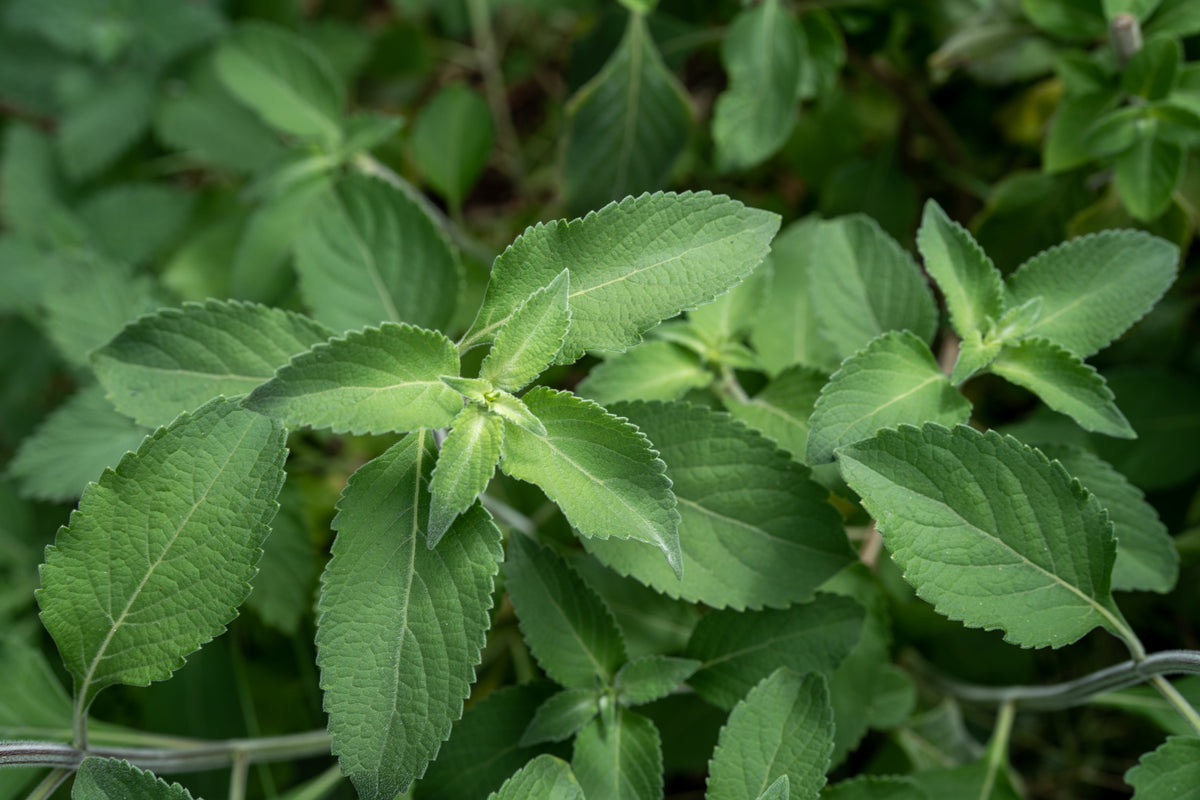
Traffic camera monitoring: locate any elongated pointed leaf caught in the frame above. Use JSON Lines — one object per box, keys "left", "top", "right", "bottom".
{"left": 1126, "top": 736, "right": 1200, "bottom": 799}
{"left": 480, "top": 270, "right": 570, "bottom": 392}
{"left": 950, "top": 330, "right": 1002, "bottom": 385}
{"left": 464, "top": 192, "right": 779, "bottom": 361}
{"left": 916, "top": 200, "right": 1003, "bottom": 336}
{"left": 93, "top": 299, "right": 335, "bottom": 428}
{"left": 685, "top": 595, "right": 865, "bottom": 710}
{"left": 73, "top": 758, "right": 196, "bottom": 800}
{"left": 572, "top": 709, "right": 663, "bottom": 800}
{"left": 724, "top": 364, "right": 827, "bottom": 459}
{"left": 521, "top": 689, "right": 602, "bottom": 746}
{"left": 500, "top": 388, "right": 681, "bottom": 575}
{"left": 242, "top": 322, "right": 461, "bottom": 434}
{"left": 563, "top": 13, "right": 692, "bottom": 216}
{"left": 839, "top": 424, "right": 1124, "bottom": 648}
{"left": 37, "top": 398, "right": 287, "bottom": 709}
{"left": 576, "top": 341, "right": 711, "bottom": 406}
{"left": 317, "top": 432, "right": 504, "bottom": 798}
{"left": 295, "top": 174, "right": 462, "bottom": 334}
{"left": 712, "top": 0, "right": 804, "bottom": 171}
{"left": 505, "top": 533, "right": 627, "bottom": 688}
{"left": 428, "top": 404, "right": 503, "bottom": 546}
{"left": 1004, "top": 230, "right": 1177, "bottom": 357}
{"left": 489, "top": 755, "right": 585, "bottom": 800}
{"left": 614, "top": 656, "right": 700, "bottom": 706}
{"left": 990, "top": 338, "right": 1134, "bottom": 438}
{"left": 585, "top": 402, "right": 852, "bottom": 609}
{"left": 806, "top": 331, "right": 972, "bottom": 464}
{"left": 707, "top": 670, "right": 833, "bottom": 800}
{"left": 491, "top": 390, "right": 547, "bottom": 436}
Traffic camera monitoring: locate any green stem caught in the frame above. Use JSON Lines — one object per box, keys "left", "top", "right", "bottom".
{"left": 466, "top": 0, "right": 524, "bottom": 179}
{"left": 24, "top": 767, "right": 72, "bottom": 800}
{"left": 980, "top": 700, "right": 1015, "bottom": 800}
{"left": 1150, "top": 675, "right": 1200, "bottom": 736}
{"left": 229, "top": 751, "right": 249, "bottom": 800}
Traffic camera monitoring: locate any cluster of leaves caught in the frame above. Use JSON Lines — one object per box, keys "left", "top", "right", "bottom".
{"left": 3, "top": 1, "right": 1200, "bottom": 800}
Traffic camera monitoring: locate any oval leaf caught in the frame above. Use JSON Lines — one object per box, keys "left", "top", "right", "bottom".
{"left": 427, "top": 404, "right": 504, "bottom": 546}
{"left": 489, "top": 754, "right": 585, "bottom": 800}
{"left": 571, "top": 709, "right": 663, "bottom": 800}
{"left": 73, "top": 758, "right": 196, "bottom": 800}
{"left": 1126, "top": 735, "right": 1200, "bottom": 799}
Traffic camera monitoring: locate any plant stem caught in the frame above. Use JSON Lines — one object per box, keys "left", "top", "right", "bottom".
{"left": 229, "top": 751, "right": 249, "bottom": 800}
{"left": 466, "top": 0, "right": 524, "bottom": 180}
{"left": 24, "top": 767, "right": 72, "bottom": 800}
{"left": 981, "top": 700, "right": 1015, "bottom": 800}
{"left": 1149, "top": 675, "right": 1200, "bottom": 736}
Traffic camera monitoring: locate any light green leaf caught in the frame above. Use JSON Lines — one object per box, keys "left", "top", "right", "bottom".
{"left": 37, "top": 398, "right": 287, "bottom": 710}
{"left": 1127, "top": 736, "right": 1200, "bottom": 799}
{"left": 521, "top": 689, "right": 601, "bottom": 746}
{"left": 809, "top": 215, "right": 939, "bottom": 358}
{"left": 317, "top": 432, "right": 504, "bottom": 798}
{"left": 242, "top": 322, "right": 461, "bottom": 435}
{"left": 990, "top": 338, "right": 1134, "bottom": 438}
{"left": 1041, "top": 444, "right": 1178, "bottom": 593}
{"left": 585, "top": 402, "right": 853, "bottom": 610}
{"left": 7, "top": 384, "right": 150, "bottom": 503}
{"left": 571, "top": 709, "right": 662, "bottom": 800}
{"left": 706, "top": 670, "right": 833, "bottom": 800}
{"left": 500, "top": 388, "right": 681, "bottom": 576}
{"left": 838, "top": 424, "right": 1124, "bottom": 648}
{"left": 916, "top": 200, "right": 1004, "bottom": 337}
{"left": 505, "top": 533, "right": 627, "bottom": 688}
{"left": 463, "top": 192, "right": 779, "bottom": 362}
{"left": 341, "top": 112, "right": 403, "bottom": 157}
{"left": 950, "top": 330, "right": 1002, "bottom": 385}
{"left": 1003, "top": 229, "right": 1178, "bottom": 357}
{"left": 758, "top": 775, "right": 791, "bottom": 800}
{"left": 724, "top": 364, "right": 827, "bottom": 459}
{"left": 806, "top": 331, "right": 972, "bottom": 464}
{"left": 990, "top": 297, "right": 1044, "bottom": 344}
{"left": 295, "top": 173, "right": 462, "bottom": 333}
{"left": 822, "top": 776, "right": 928, "bottom": 800}
{"left": 441, "top": 375, "right": 491, "bottom": 405}
{"left": 688, "top": 265, "right": 769, "bottom": 343}
{"left": 428, "top": 404, "right": 503, "bottom": 546}
{"left": 490, "top": 391, "right": 547, "bottom": 436}
{"left": 685, "top": 595, "right": 865, "bottom": 710}
{"left": 614, "top": 656, "right": 701, "bottom": 706}
{"left": 410, "top": 84, "right": 493, "bottom": 212}
{"left": 562, "top": 13, "right": 692, "bottom": 216}
{"left": 481, "top": 270, "right": 570, "bottom": 392}
{"left": 712, "top": 0, "right": 803, "bottom": 171}
{"left": 214, "top": 21, "right": 345, "bottom": 146}
{"left": 73, "top": 758, "right": 196, "bottom": 800}
{"left": 93, "top": 299, "right": 335, "bottom": 428}
{"left": 57, "top": 73, "right": 155, "bottom": 181}
{"left": 1115, "top": 124, "right": 1183, "bottom": 221}
{"left": 576, "top": 341, "right": 710, "bottom": 406}
{"left": 489, "top": 755, "right": 585, "bottom": 800}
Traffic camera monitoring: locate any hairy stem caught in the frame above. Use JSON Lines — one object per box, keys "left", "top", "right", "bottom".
{"left": 1149, "top": 675, "right": 1200, "bottom": 736}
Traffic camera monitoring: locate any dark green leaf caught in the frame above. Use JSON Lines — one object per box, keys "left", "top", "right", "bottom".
{"left": 521, "top": 690, "right": 602, "bottom": 746}
{"left": 410, "top": 85, "right": 492, "bottom": 211}
{"left": 614, "top": 656, "right": 701, "bottom": 706}
{"left": 488, "top": 755, "right": 585, "bottom": 800}
{"left": 73, "top": 758, "right": 196, "bottom": 800}
{"left": 572, "top": 709, "right": 663, "bottom": 800}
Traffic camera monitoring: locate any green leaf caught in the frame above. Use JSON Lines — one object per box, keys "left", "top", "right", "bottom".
{"left": 427, "top": 404, "right": 504, "bottom": 546}
{"left": 838, "top": 424, "right": 1125, "bottom": 648}
{"left": 441, "top": 375, "right": 493, "bottom": 405}
{"left": 230, "top": 171, "right": 329, "bottom": 304}
{"left": 950, "top": 330, "right": 1003, "bottom": 385}
{"left": 489, "top": 755, "right": 585, "bottom": 800}
{"left": 758, "top": 776, "right": 791, "bottom": 800}
{"left": 214, "top": 21, "right": 345, "bottom": 146}
{"left": 57, "top": 73, "right": 155, "bottom": 181}
{"left": 93, "top": 299, "right": 335, "bottom": 428}
{"left": 79, "top": 183, "right": 194, "bottom": 268}
{"left": 706, "top": 669, "right": 833, "bottom": 800}
{"left": 712, "top": 0, "right": 803, "bottom": 171}
{"left": 724, "top": 364, "right": 827, "bottom": 459}
{"left": 906, "top": 762, "right": 1022, "bottom": 800}
{"left": 1093, "top": 367, "right": 1200, "bottom": 490}
{"left": 1127, "top": 736, "right": 1200, "bottom": 799}
{"left": 571, "top": 557, "right": 701, "bottom": 659}
{"left": 614, "top": 656, "right": 701, "bottom": 706}
{"left": 499, "top": 388, "right": 681, "bottom": 576}
{"left": 505, "top": 533, "right": 627, "bottom": 688}
{"left": 317, "top": 432, "right": 504, "bottom": 798}
{"left": 1003, "top": 229, "right": 1178, "bottom": 357}
{"left": 245, "top": 481, "right": 314, "bottom": 635}
{"left": 1041, "top": 444, "right": 1178, "bottom": 593}
{"left": 295, "top": 174, "right": 462, "bottom": 333}
{"left": 37, "top": 398, "right": 287, "bottom": 710}
{"left": 1, "top": 123, "right": 85, "bottom": 245}
{"left": 1021, "top": 0, "right": 1107, "bottom": 41}
{"left": 585, "top": 402, "right": 853, "bottom": 610}
{"left": 521, "top": 689, "right": 602, "bottom": 746}
{"left": 685, "top": 595, "right": 865, "bottom": 710}
{"left": 480, "top": 270, "right": 571, "bottom": 392}
{"left": 7, "top": 384, "right": 150, "bottom": 503}
{"left": 562, "top": 13, "right": 692, "bottom": 216}
{"left": 688, "top": 266, "right": 769, "bottom": 344}
{"left": 410, "top": 84, "right": 493, "bottom": 211}
{"left": 822, "top": 776, "right": 928, "bottom": 800}
{"left": 242, "top": 322, "right": 461, "bottom": 435}
{"left": 1145, "top": 0, "right": 1200, "bottom": 36}
{"left": 916, "top": 200, "right": 1004, "bottom": 337}
{"left": 989, "top": 338, "right": 1135, "bottom": 437}
{"left": 809, "top": 215, "right": 939, "bottom": 359}
{"left": 576, "top": 341, "right": 710, "bottom": 406}
{"left": 1123, "top": 36, "right": 1180, "bottom": 100}
{"left": 1045, "top": 91, "right": 1120, "bottom": 173}
{"left": 463, "top": 192, "right": 779, "bottom": 362}
{"left": 73, "top": 758, "right": 196, "bottom": 800}
{"left": 571, "top": 709, "right": 663, "bottom": 800}
{"left": 1115, "top": 124, "right": 1183, "bottom": 221}
{"left": 490, "top": 391, "right": 548, "bottom": 437}
{"left": 1104, "top": 0, "right": 1162, "bottom": 19}
{"left": 806, "top": 331, "right": 973, "bottom": 465}
{"left": 0, "top": 634, "right": 73, "bottom": 738}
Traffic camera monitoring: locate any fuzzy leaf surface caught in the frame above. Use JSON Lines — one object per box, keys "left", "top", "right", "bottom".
{"left": 822, "top": 776, "right": 928, "bottom": 800}
{"left": 316, "top": 432, "right": 504, "bottom": 798}
{"left": 838, "top": 424, "right": 1123, "bottom": 648}
{"left": 1004, "top": 229, "right": 1177, "bottom": 357}
{"left": 500, "top": 388, "right": 681, "bottom": 575}
{"left": 1126, "top": 736, "right": 1200, "bottom": 799}
{"left": 464, "top": 192, "right": 779, "bottom": 361}
{"left": 93, "top": 299, "right": 334, "bottom": 428}
{"left": 916, "top": 200, "right": 1004, "bottom": 336}
{"left": 242, "top": 323, "right": 461, "bottom": 434}
{"left": 572, "top": 709, "right": 663, "bottom": 800}
{"left": 506, "top": 533, "right": 627, "bottom": 688}
{"left": 37, "top": 398, "right": 287, "bottom": 709}
{"left": 724, "top": 365, "right": 826, "bottom": 459}
{"left": 427, "top": 404, "right": 504, "bottom": 546}
{"left": 685, "top": 595, "right": 865, "bottom": 710}
{"left": 521, "top": 689, "right": 601, "bottom": 746}
{"left": 585, "top": 402, "right": 853, "bottom": 609}
{"left": 489, "top": 755, "right": 585, "bottom": 800}
{"left": 806, "top": 331, "right": 972, "bottom": 464}
{"left": 480, "top": 270, "right": 570, "bottom": 392}
{"left": 576, "top": 341, "right": 710, "bottom": 406}
{"left": 73, "top": 758, "right": 196, "bottom": 800}
{"left": 615, "top": 656, "right": 701, "bottom": 706}
{"left": 706, "top": 670, "right": 833, "bottom": 800}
